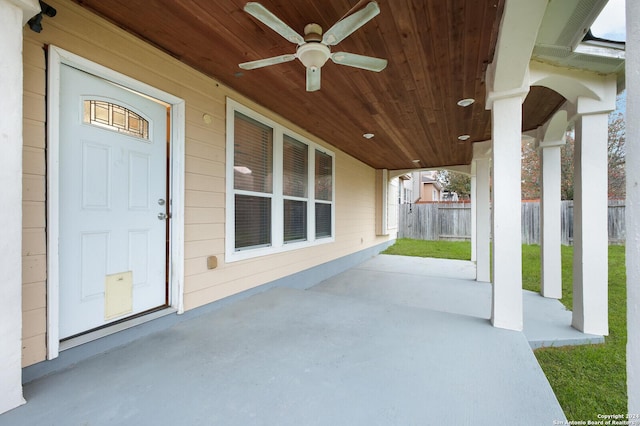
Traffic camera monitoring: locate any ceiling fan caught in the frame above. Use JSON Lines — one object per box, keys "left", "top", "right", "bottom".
{"left": 239, "top": 1, "right": 388, "bottom": 92}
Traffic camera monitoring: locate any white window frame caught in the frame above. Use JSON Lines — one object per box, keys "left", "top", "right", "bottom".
{"left": 226, "top": 98, "right": 335, "bottom": 262}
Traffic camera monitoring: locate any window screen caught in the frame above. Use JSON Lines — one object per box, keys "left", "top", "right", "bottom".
{"left": 284, "top": 199, "right": 307, "bottom": 242}
{"left": 283, "top": 136, "right": 308, "bottom": 243}
{"left": 283, "top": 136, "right": 308, "bottom": 197}
{"left": 315, "top": 203, "right": 332, "bottom": 238}
{"left": 315, "top": 150, "right": 332, "bottom": 201}
{"left": 233, "top": 112, "right": 273, "bottom": 250}
{"left": 235, "top": 195, "right": 271, "bottom": 249}
{"left": 234, "top": 112, "right": 273, "bottom": 193}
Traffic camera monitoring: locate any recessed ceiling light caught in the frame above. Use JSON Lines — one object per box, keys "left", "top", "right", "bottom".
{"left": 363, "top": 133, "right": 375, "bottom": 139}
{"left": 412, "top": 159, "right": 421, "bottom": 163}
{"left": 458, "top": 135, "right": 471, "bottom": 141}
{"left": 457, "top": 98, "right": 475, "bottom": 107}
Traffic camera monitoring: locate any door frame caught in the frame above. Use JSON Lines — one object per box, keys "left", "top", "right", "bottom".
{"left": 46, "top": 46, "right": 186, "bottom": 359}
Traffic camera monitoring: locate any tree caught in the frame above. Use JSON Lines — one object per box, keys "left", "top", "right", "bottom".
{"left": 560, "top": 132, "right": 575, "bottom": 200}
{"left": 519, "top": 89, "right": 626, "bottom": 200}
{"left": 521, "top": 137, "right": 541, "bottom": 200}
{"left": 443, "top": 92, "right": 625, "bottom": 202}
{"left": 607, "top": 109, "right": 626, "bottom": 198}
{"left": 519, "top": 130, "right": 575, "bottom": 200}
{"left": 438, "top": 170, "right": 471, "bottom": 200}
{"left": 558, "top": 98, "right": 625, "bottom": 200}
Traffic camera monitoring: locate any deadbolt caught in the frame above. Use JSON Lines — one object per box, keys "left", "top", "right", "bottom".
{"left": 158, "top": 198, "right": 166, "bottom": 206}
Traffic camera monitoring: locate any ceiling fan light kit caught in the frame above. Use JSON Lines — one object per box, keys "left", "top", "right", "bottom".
{"left": 239, "top": 1, "right": 388, "bottom": 92}
{"left": 297, "top": 43, "right": 330, "bottom": 70}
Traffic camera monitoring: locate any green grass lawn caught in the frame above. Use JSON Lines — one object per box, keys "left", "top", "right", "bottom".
{"left": 533, "top": 244, "right": 627, "bottom": 421}
{"left": 382, "top": 238, "right": 627, "bottom": 420}
{"left": 382, "top": 238, "right": 472, "bottom": 260}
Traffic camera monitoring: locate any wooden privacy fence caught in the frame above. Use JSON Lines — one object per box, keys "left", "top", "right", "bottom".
{"left": 399, "top": 202, "right": 472, "bottom": 241}
{"left": 398, "top": 200, "right": 626, "bottom": 245}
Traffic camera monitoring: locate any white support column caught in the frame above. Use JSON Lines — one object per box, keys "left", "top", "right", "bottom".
{"left": 472, "top": 142, "right": 492, "bottom": 283}
{"left": 482, "top": 0, "right": 546, "bottom": 331}
{"left": 627, "top": 0, "right": 640, "bottom": 413}
{"left": 375, "top": 169, "right": 390, "bottom": 236}
{"left": 490, "top": 96, "right": 523, "bottom": 331}
{"left": 475, "top": 157, "right": 491, "bottom": 283}
{"left": 470, "top": 173, "right": 477, "bottom": 263}
{"left": 539, "top": 141, "right": 564, "bottom": 299}
{"left": 572, "top": 112, "right": 609, "bottom": 335}
{"left": 0, "top": 0, "right": 40, "bottom": 415}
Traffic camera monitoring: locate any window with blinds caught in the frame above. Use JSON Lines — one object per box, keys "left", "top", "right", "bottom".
{"left": 234, "top": 112, "right": 273, "bottom": 193}
{"left": 227, "top": 99, "right": 334, "bottom": 261}
{"left": 283, "top": 136, "right": 308, "bottom": 243}
{"left": 315, "top": 149, "right": 333, "bottom": 238}
{"left": 233, "top": 112, "right": 273, "bottom": 250}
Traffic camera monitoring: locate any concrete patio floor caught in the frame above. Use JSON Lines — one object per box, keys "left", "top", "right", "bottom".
{"left": 1, "top": 255, "right": 602, "bottom": 425}
{"left": 313, "top": 255, "right": 604, "bottom": 349}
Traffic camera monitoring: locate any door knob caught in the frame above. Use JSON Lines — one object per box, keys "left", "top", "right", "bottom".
{"left": 158, "top": 212, "right": 169, "bottom": 220}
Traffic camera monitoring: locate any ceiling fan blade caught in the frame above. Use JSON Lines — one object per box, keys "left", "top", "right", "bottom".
{"left": 337, "top": 0, "right": 371, "bottom": 21}
{"left": 239, "top": 54, "right": 296, "bottom": 70}
{"left": 306, "top": 67, "right": 321, "bottom": 92}
{"left": 244, "top": 2, "right": 305, "bottom": 45}
{"left": 330, "top": 52, "right": 388, "bottom": 72}
{"left": 322, "top": 1, "right": 380, "bottom": 46}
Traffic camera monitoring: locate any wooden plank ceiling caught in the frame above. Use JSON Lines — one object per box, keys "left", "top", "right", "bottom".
{"left": 72, "top": 0, "right": 565, "bottom": 170}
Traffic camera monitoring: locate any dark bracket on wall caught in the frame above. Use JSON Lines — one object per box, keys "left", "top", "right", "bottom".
{"left": 28, "top": 1, "right": 57, "bottom": 33}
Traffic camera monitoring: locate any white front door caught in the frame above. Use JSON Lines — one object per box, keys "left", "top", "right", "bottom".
{"left": 59, "top": 64, "right": 169, "bottom": 339}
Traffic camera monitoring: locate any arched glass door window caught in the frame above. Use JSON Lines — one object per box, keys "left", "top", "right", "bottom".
{"left": 83, "top": 100, "right": 149, "bottom": 140}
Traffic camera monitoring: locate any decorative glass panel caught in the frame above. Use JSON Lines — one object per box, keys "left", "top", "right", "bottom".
{"left": 83, "top": 100, "right": 149, "bottom": 139}
{"left": 235, "top": 194, "right": 271, "bottom": 250}
{"left": 284, "top": 199, "right": 307, "bottom": 243}
{"left": 283, "top": 136, "right": 308, "bottom": 197}
{"left": 234, "top": 112, "right": 273, "bottom": 193}
{"left": 315, "top": 203, "right": 332, "bottom": 238}
{"left": 315, "top": 150, "right": 333, "bottom": 201}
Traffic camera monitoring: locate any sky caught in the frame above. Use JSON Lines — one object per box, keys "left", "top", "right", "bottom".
{"left": 591, "top": 0, "right": 626, "bottom": 41}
